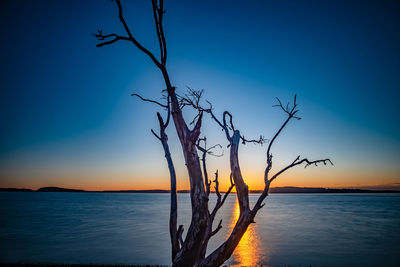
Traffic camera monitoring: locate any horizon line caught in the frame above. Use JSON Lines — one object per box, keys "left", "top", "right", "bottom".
{"left": 2, "top": 185, "right": 400, "bottom": 193}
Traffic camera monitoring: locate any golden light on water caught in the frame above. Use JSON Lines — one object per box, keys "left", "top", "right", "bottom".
{"left": 228, "top": 199, "right": 263, "bottom": 266}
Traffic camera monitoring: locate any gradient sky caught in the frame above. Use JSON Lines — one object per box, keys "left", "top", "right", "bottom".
{"left": 0, "top": 0, "right": 399, "bottom": 191}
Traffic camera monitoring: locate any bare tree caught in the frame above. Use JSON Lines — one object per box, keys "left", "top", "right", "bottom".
{"left": 93, "top": 1, "right": 332, "bottom": 266}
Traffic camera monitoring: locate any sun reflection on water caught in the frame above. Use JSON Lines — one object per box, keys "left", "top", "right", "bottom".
{"left": 228, "top": 199, "right": 263, "bottom": 266}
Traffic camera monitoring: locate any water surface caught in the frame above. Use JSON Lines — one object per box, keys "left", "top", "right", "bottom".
{"left": 0, "top": 192, "right": 399, "bottom": 266}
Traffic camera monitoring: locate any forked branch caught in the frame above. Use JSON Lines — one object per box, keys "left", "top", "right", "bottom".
{"left": 272, "top": 94, "right": 301, "bottom": 120}
{"left": 196, "top": 137, "right": 223, "bottom": 196}
{"left": 252, "top": 96, "right": 332, "bottom": 215}
{"left": 199, "top": 171, "right": 235, "bottom": 261}
{"left": 265, "top": 94, "right": 301, "bottom": 183}
{"left": 211, "top": 172, "right": 235, "bottom": 219}
{"left": 94, "top": 0, "right": 162, "bottom": 68}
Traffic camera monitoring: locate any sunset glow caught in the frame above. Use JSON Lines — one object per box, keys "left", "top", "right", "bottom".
{"left": 0, "top": 0, "right": 399, "bottom": 191}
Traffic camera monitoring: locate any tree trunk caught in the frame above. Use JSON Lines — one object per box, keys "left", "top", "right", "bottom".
{"left": 161, "top": 139, "right": 179, "bottom": 260}
{"left": 200, "top": 130, "right": 252, "bottom": 266}
{"left": 159, "top": 68, "right": 210, "bottom": 267}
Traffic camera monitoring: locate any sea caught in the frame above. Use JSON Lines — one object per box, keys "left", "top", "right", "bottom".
{"left": 0, "top": 192, "right": 399, "bottom": 266}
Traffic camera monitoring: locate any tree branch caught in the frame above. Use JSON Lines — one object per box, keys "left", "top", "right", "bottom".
{"left": 190, "top": 111, "right": 203, "bottom": 142}
{"left": 92, "top": 30, "right": 131, "bottom": 47}
{"left": 115, "top": 0, "right": 162, "bottom": 68}
{"left": 265, "top": 95, "right": 301, "bottom": 183}
{"left": 210, "top": 219, "right": 223, "bottom": 237}
{"left": 94, "top": 0, "right": 162, "bottom": 68}
{"left": 151, "top": 0, "right": 167, "bottom": 65}
{"left": 210, "top": 172, "right": 235, "bottom": 219}
{"left": 240, "top": 135, "right": 268, "bottom": 145}
{"left": 152, "top": 0, "right": 164, "bottom": 64}
{"left": 196, "top": 138, "right": 223, "bottom": 196}
{"left": 132, "top": 93, "right": 168, "bottom": 108}
{"left": 223, "top": 111, "right": 235, "bottom": 132}
{"left": 213, "top": 170, "right": 221, "bottom": 199}
{"left": 179, "top": 91, "right": 266, "bottom": 146}
{"left": 269, "top": 157, "right": 333, "bottom": 184}
{"left": 150, "top": 129, "right": 162, "bottom": 141}
{"left": 272, "top": 94, "right": 301, "bottom": 120}
{"left": 252, "top": 96, "right": 332, "bottom": 216}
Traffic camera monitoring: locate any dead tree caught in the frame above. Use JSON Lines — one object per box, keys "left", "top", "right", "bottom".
{"left": 93, "top": 1, "right": 332, "bottom": 266}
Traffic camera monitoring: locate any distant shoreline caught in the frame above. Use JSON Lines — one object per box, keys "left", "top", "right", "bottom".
{"left": 1, "top": 186, "right": 399, "bottom": 194}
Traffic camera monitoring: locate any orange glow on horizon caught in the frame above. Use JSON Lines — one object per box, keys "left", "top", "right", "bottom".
{"left": 0, "top": 167, "right": 398, "bottom": 191}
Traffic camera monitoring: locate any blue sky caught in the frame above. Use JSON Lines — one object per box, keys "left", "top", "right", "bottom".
{"left": 0, "top": 0, "right": 399, "bottom": 190}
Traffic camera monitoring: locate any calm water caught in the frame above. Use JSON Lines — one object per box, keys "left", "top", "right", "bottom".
{"left": 0, "top": 192, "right": 399, "bottom": 266}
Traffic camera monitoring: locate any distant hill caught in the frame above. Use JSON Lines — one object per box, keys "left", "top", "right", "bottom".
{"left": 37, "top": 187, "right": 85, "bottom": 192}
{"left": 0, "top": 188, "right": 33, "bottom": 192}
{"left": 252, "top": 186, "right": 400, "bottom": 194}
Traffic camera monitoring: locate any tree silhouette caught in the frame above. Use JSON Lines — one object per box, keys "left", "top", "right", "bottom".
{"left": 94, "top": 1, "right": 332, "bottom": 266}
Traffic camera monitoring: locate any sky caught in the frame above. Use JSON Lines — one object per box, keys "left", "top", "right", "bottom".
{"left": 0, "top": 0, "right": 399, "bottom": 191}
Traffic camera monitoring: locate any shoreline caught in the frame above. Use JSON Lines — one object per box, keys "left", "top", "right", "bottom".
{"left": 1, "top": 186, "right": 399, "bottom": 194}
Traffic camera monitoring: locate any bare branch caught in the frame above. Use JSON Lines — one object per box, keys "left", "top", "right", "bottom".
{"left": 222, "top": 173, "right": 235, "bottom": 204}
{"left": 252, "top": 95, "right": 332, "bottom": 218}
{"left": 152, "top": 110, "right": 180, "bottom": 260}
{"left": 115, "top": 0, "right": 162, "bottom": 68}
{"left": 213, "top": 170, "right": 221, "bottom": 199}
{"left": 177, "top": 88, "right": 207, "bottom": 112}
{"left": 151, "top": 0, "right": 167, "bottom": 65}
{"left": 132, "top": 93, "right": 168, "bottom": 108}
{"left": 92, "top": 30, "right": 130, "bottom": 47}
{"left": 94, "top": 0, "right": 162, "bottom": 68}
{"left": 176, "top": 87, "right": 237, "bottom": 142}
{"left": 223, "top": 111, "right": 235, "bottom": 132}
{"left": 152, "top": 0, "right": 164, "bottom": 64}
{"left": 265, "top": 95, "right": 301, "bottom": 183}
{"left": 192, "top": 100, "right": 266, "bottom": 148}
{"left": 206, "top": 144, "right": 224, "bottom": 157}
{"left": 210, "top": 219, "right": 223, "bottom": 237}
{"left": 190, "top": 111, "right": 203, "bottom": 142}
{"left": 210, "top": 172, "right": 235, "bottom": 219}
{"left": 206, "top": 102, "right": 227, "bottom": 133}
{"left": 240, "top": 135, "right": 268, "bottom": 145}
{"left": 269, "top": 157, "right": 333, "bottom": 184}
{"left": 164, "top": 94, "right": 171, "bottom": 128}
{"left": 196, "top": 137, "right": 210, "bottom": 195}
{"left": 150, "top": 129, "right": 161, "bottom": 141}
{"left": 196, "top": 138, "right": 224, "bottom": 196}
{"left": 272, "top": 94, "right": 301, "bottom": 120}
{"left": 253, "top": 157, "right": 332, "bottom": 215}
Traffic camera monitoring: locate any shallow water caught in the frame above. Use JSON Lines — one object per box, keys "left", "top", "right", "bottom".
{"left": 0, "top": 192, "right": 399, "bottom": 266}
